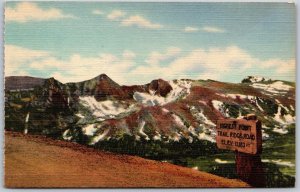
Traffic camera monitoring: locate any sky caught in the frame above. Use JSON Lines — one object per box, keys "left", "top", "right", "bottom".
{"left": 4, "top": 2, "right": 296, "bottom": 85}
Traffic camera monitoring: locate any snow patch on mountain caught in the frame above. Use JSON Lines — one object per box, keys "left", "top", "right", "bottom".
{"left": 236, "top": 111, "right": 243, "bottom": 119}
{"left": 212, "top": 100, "right": 223, "bottom": 110}
{"left": 153, "top": 131, "right": 162, "bottom": 141}
{"left": 198, "top": 132, "right": 215, "bottom": 143}
{"left": 133, "top": 92, "right": 163, "bottom": 106}
{"left": 133, "top": 80, "right": 192, "bottom": 106}
{"left": 217, "top": 93, "right": 259, "bottom": 108}
{"left": 189, "top": 106, "right": 216, "bottom": 126}
{"left": 284, "top": 114, "right": 295, "bottom": 124}
{"left": 63, "top": 129, "right": 72, "bottom": 141}
{"left": 255, "top": 98, "right": 264, "bottom": 112}
{"left": 217, "top": 93, "right": 272, "bottom": 113}
{"left": 215, "top": 158, "right": 232, "bottom": 164}
{"left": 76, "top": 113, "right": 85, "bottom": 119}
{"left": 273, "top": 106, "right": 295, "bottom": 124}
{"left": 82, "top": 124, "right": 98, "bottom": 136}
{"left": 214, "top": 93, "right": 271, "bottom": 113}
{"left": 272, "top": 160, "right": 295, "bottom": 167}
{"left": 226, "top": 94, "right": 255, "bottom": 101}
{"left": 262, "top": 130, "right": 270, "bottom": 140}
{"left": 79, "top": 96, "right": 136, "bottom": 119}
{"left": 188, "top": 126, "right": 198, "bottom": 137}
{"left": 25, "top": 112, "right": 30, "bottom": 123}
{"left": 171, "top": 132, "right": 182, "bottom": 142}
{"left": 172, "top": 114, "right": 185, "bottom": 127}
{"left": 169, "top": 80, "right": 192, "bottom": 99}
{"left": 251, "top": 81, "right": 292, "bottom": 95}
{"left": 273, "top": 107, "right": 285, "bottom": 124}
{"left": 198, "top": 100, "right": 207, "bottom": 105}
{"left": 275, "top": 99, "right": 295, "bottom": 115}
{"left": 90, "top": 129, "right": 110, "bottom": 145}
{"left": 212, "top": 100, "right": 230, "bottom": 117}
{"left": 162, "top": 108, "right": 170, "bottom": 113}
{"left": 280, "top": 104, "right": 289, "bottom": 113}
{"left": 273, "top": 126, "right": 288, "bottom": 134}
{"left": 138, "top": 120, "right": 150, "bottom": 140}
{"left": 263, "top": 159, "right": 295, "bottom": 167}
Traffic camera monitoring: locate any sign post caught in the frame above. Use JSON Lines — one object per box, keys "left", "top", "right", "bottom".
{"left": 216, "top": 114, "right": 265, "bottom": 187}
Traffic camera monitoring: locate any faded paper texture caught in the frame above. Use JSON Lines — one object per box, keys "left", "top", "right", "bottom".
{"left": 4, "top": 1, "right": 295, "bottom": 188}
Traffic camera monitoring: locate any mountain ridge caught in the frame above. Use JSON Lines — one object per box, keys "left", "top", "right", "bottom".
{"left": 5, "top": 74, "right": 294, "bottom": 91}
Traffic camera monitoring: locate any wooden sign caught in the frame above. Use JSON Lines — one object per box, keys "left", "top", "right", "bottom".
{"left": 216, "top": 118, "right": 262, "bottom": 154}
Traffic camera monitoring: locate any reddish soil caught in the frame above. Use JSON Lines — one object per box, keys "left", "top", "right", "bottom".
{"left": 4, "top": 131, "right": 249, "bottom": 188}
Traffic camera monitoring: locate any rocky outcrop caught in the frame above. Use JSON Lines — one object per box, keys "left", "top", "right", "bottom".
{"left": 241, "top": 76, "right": 271, "bottom": 83}
{"left": 147, "top": 79, "right": 173, "bottom": 97}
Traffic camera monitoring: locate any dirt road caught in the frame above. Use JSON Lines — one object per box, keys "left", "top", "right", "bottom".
{"left": 4, "top": 131, "right": 248, "bottom": 188}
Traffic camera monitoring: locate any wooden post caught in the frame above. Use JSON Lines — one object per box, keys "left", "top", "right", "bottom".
{"left": 235, "top": 114, "right": 265, "bottom": 187}
{"left": 235, "top": 151, "right": 265, "bottom": 187}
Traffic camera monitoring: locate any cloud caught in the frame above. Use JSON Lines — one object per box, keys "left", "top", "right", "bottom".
{"left": 132, "top": 46, "right": 256, "bottom": 81}
{"left": 33, "top": 53, "right": 135, "bottom": 84}
{"left": 184, "top": 26, "right": 225, "bottom": 33}
{"left": 5, "top": 2, "right": 76, "bottom": 23}
{"left": 5, "top": 45, "right": 51, "bottom": 75}
{"left": 260, "top": 59, "right": 295, "bottom": 74}
{"left": 107, "top": 10, "right": 126, "bottom": 20}
{"left": 121, "top": 15, "right": 163, "bottom": 29}
{"left": 131, "top": 46, "right": 294, "bottom": 83}
{"left": 168, "top": 46, "right": 254, "bottom": 74}
{"left": 122, "top": 50, "right": 136, "bottom": 60}
{"left": 5, "top": 45, "right": 135, "bottom": 84}
{"left": 145, "top": 47, "right": 181, "bottom": 66}
{"left": 92, "top": 9, "right": 104, "bottom": 15}
{"left": 202, "top": 26, "right": 225, "bottom": 33}
{"left": 105, "top": 10, "right": 163, "bottom": 30}
{"left": 5, "top": 45, "right": 294, "bottom": 85}
{"left": 184, "top": 26, "right": 199, "bottom": 32}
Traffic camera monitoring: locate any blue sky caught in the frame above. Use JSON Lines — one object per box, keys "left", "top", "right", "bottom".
{"left": 5, "top": 2, "right": 295, "bottom": 85}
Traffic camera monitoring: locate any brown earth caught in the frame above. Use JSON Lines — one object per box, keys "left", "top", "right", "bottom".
{"left": 4, "top": 131, "right": 249, "bottom": 188}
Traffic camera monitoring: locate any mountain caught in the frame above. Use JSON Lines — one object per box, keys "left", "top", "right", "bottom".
{"left": 5, "top": 74, "right": 295, "bottom": 150}
{"left": 67, "top": 74, "right": 125, "bottom": 100}
{"left": 5, "top": 76, "right": 46, "bottom": 91}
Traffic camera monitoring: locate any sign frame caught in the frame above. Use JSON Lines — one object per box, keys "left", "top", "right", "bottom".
{"left": 216, "top": 118, "right": 262, "bottom": 155}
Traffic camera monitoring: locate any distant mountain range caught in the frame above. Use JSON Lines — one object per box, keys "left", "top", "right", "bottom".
{"left": 5, "top": 74, "right": 295, "bottom": 148}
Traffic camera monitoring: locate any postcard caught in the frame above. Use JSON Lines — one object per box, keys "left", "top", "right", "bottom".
{"left": 4, "top": 1, "right": 296, "bottom": 188}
